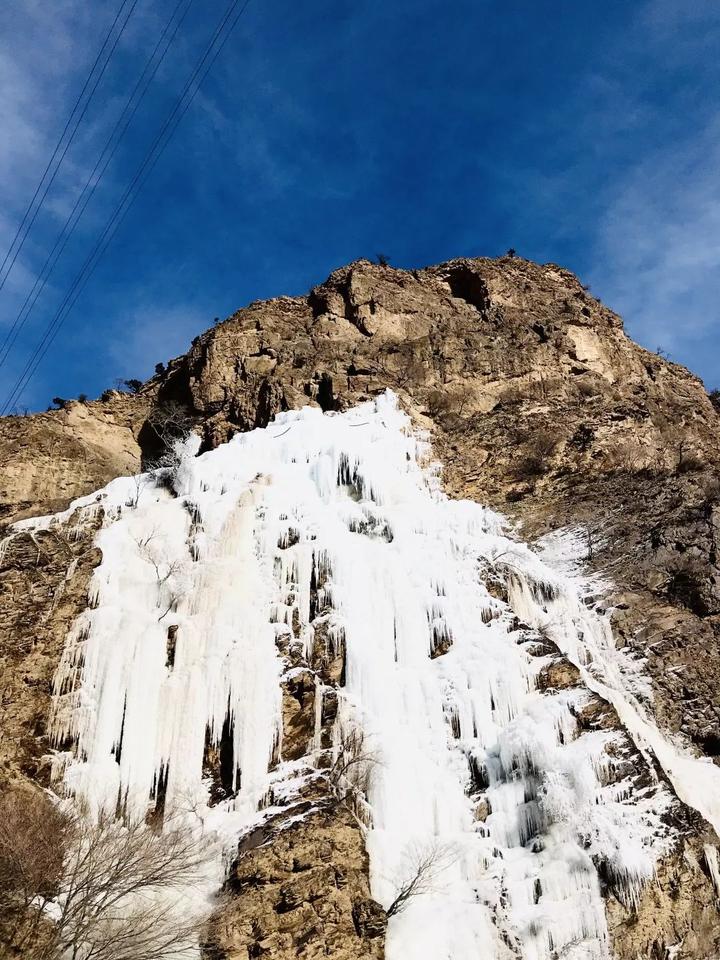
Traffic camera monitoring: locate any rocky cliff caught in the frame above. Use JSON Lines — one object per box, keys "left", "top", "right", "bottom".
{"left": 2, "top": 255, "right": 720, "bottom": 959}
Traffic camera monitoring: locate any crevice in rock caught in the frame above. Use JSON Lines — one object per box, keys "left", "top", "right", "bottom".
{"left": 166, "top": 624, "right": 178, "bottom": 668}
{"left": 254, "top": 379, "right": 283, "bottom": 429}
{"left": 317, "top": 373, "right": 337, "bottom": 412}
{"left": 443, "top": 264, "right": 491, "bottom": 313}
{"left": 203, "top": 712, "right": 241, "bottom": 805}
{"left": 148, "top": 762, "right": 169, "bottom": 824}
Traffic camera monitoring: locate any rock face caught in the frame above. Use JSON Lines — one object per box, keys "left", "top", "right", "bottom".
{"left": 2, "top": 254, "right": 720, "bottom": 959}
{"left": 0, "top": 392, "right": 148, "bottom": 524}
{"left": 164, "top": 256, "right": 720, "bottom": 757}
{"left": 212, "top": 802, "right": 385, "bottom": 960}
{"left": 0, "top": 513, "right": 101, "bottom": 786}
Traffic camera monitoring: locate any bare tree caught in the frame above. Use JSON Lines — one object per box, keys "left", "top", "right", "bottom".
{"left": 392, "top": 357, "right": 429, "bottom": 391}
{"left": 0, "top": 788, "right": 69, "bottom": 953}
{"left": 0, "top": 789, "right": 213, "bottom": 960}
{"left": 453, "top": 382, "right": 475, "bottom": 417}
{"left": 130, "top": 531, "right": 187, "bottom": 621}
{"left": 140, "top": 402, "right": 196, "bottom": 495}
{"left": 126, "top": 404, "right": 194, "bottom": 510}
{"left": 126, "top": 471, "right": 156, "bottom": 509}
{"left": 136, "top": 544, "right": 184, "bottom": 588}
{"left": 146, "top": 402, "right": 192, "bottom": 451}
{"left": 385, "top": 841, "right": 456, "bottom": 918}
{"left": 326, "top": 725, "right": 380, "bottom": 824}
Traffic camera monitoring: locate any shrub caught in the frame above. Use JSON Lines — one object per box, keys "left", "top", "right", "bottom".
{"left": 603, "top": 439, "right": 652, "bottom": 474}
{"left": 569, "top": 424, "right": 595, "bottom": 452}
{"left": 677, "top": 452, "right": 705, "bottom": 474}
{"left": 512, "top": 429, "right": 557, "bottom": 480}
{"left": 697, "top": 473, "right": 720, "bottom": 505}
{"left": 425, "top": 389, "right": 452, "bottom": 418}
{"left": 674, "top": 439, "right": 705, "bottom": 474}
{"left": 577, "top": 378, "right": 600, "bottom": 398}
{"left": 498, "top": 383, "right": 526, "bottom": 406}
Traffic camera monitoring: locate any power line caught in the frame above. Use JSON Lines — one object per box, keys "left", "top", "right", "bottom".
{"left": 0, "top": 0, "right": 138, "bottom": 293}
{"left": 2, "top": 0, "right": 252, "bottom": 415}
{"left": 0, "top": 0, "right": 195, "bottom": 372}
{"left": 0, "top": 0, "right": 131, "bottom": 289}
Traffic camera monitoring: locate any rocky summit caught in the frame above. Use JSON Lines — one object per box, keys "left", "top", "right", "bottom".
{"left": 2, "top": 254, "right": 720, "bottom": 960}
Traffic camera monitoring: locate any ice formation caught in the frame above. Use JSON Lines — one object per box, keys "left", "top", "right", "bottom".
{"left": 32, "top": 390, "right": 717, "bottom": 959}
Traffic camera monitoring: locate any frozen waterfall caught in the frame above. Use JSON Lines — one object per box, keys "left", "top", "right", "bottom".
{"left": 32, "top": 390, "right": 699, "bottom": 959}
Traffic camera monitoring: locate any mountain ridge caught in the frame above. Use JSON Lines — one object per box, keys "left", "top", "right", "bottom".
{"left": 2, "top": 254, "right": 720, "bottom": 959}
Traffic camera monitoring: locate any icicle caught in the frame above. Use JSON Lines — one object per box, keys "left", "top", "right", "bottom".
{"left": 705, "top": 844, "right": 720, "bottom": 899}
{"left": 311, "top": 675, "right": 324, "bottom": 753}
{"left": 0, "top": 531, "right": 15, "bottom": 565}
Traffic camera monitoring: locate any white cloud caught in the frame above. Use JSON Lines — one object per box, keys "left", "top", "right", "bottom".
{"left": 581, "top": 1, "right": 720, "bottom": 384}
{"left": 590, "top": 117, "right": 720, "bottom": 354}
{"left": 0, "top": 0, "right": 184, "bottom": 409}
{"left": 0, "top": 1, "right": 95, "bottom": 212}
{"left": 106, "top": 301, "right": 207, "bottom": 381}
{"left": 0, "top": 0, "right": 164, "bottom": 305}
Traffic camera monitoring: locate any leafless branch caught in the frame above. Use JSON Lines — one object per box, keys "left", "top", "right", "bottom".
{"left": 385, "top": 840, "right": 456, "bottom": 918}
{"left": 146, "top": 402, "right": 192, "bottom": 448}
{"left": 0, "top": 789, "right": 213, "bottom": 960}
{"left": 326, "top": 725, "right": 381, "bottom": 825}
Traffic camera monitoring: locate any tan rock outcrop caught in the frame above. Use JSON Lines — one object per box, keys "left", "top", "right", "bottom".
{"left": 211, "top": 802, "right": 384, "bottom": 960}
{"left": 0, "top": 391, "right": 150, "bottom": 524}
{"left": 0, "top": 512, "right": 101, "bottom": 786}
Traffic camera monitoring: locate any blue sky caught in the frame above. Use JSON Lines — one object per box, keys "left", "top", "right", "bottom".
{"left": 1, "top": 0, "right": 719, "bottom": 410}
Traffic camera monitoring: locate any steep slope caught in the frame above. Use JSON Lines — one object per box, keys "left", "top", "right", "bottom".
{"left": 2, "top": 255, "right": 720, "bottom": 959}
